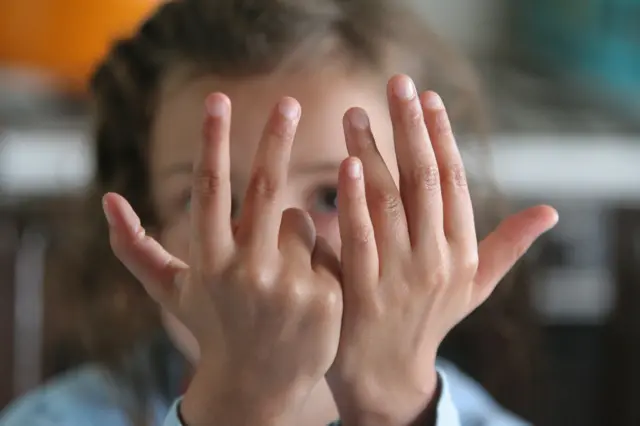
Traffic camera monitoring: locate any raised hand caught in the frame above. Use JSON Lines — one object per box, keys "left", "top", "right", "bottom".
{"left": 103, "top": 94, "right": 343, "bottom": 426}
{"left": 328, "top": 75, "right": 558, "bottom": 426}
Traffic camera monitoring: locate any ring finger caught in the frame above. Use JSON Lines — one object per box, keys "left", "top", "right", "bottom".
{"left": 343, "top": 107, "right": 410, "bottom": 268}
{"left": 420, "top": 91, "right": 476, "bottom": 251}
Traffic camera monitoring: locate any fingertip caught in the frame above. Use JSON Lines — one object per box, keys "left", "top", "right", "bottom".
{"left": 102, "top": 191, "right": 119, "bottom": 207}
{"left": 205, "top": 92, "right": 230, "bottom": 118}
{"left": 540, "top": 205, "right": 560, "bottom": 231}
{"left": 103, "top": 193, "right": 142, "bottom": 238}
{"left": 527, "top": 204, "right": 559, "bottom": 231}
{"left": 260, "top": 97, "right": 300, "bottom": 145}
{"left": 343, "top": 107, "right": 358, "bottom": 129}
{"left": 387, "top": 74, "right": 416, "bottom": 101}
{"left": 344, "top": 107, "right": 370, "bottom": 131}
{"left": 420, "top": 91, "right": 444, "bottom": 110}
{"left": 278, "top": 96, "right": 301, "bottom": 121}
{"left": 338, "top": 157, "right": 365, "bottom": 208}
{"left": 337, "top": 158, "right": 372, "bottom": 241}
{"left": 102, "top": 192, "right": 119, "bottom": 228}
{"left": 341, "top": 156, "right": 362, "bottom": 181}
{"left": 343, "top": 108, "right": 373, "bottom": 156}
{"left": 542, "top": 204, "right": 559, "bottom": 221}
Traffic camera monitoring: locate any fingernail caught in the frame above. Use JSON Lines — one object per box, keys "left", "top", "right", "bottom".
{"left": 347, "top": 158, "right": 362, "bottom": 179}
{"left": 206, "top": 94, "right": 229, "bottom": 117}
{"left": 102, "top": 197, "right": 114, "bottom": 227}
{"left": 279, "top": 98, "right": 300, "bottom": 121}
{"left": 393, "top": 76, "right": 416, "bottom": 100}
{"left": 349, "top": 108, "right": 369, "bottom": 130}
{"left": 423, "top": 92, "right": 443, "bottom": 109}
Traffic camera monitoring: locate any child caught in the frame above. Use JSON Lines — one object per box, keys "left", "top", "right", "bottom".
{"left": 0, "top": 0, "right": 557, "bottom": 424}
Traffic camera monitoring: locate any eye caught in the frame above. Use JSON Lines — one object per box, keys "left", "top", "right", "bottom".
{"left": 309, "top": 186, "right": 338, "bottom": 213}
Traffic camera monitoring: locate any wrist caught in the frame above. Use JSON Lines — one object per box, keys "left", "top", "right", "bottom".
{"left": 330, "top": 368, "right": 439, "bottom": 426}
{"left": 180, "top": 361, "right": 306, "bottom": 426}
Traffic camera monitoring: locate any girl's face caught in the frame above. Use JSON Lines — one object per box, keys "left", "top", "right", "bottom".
{"left": 149, "top": 66, "right": 398, "bottom": 361}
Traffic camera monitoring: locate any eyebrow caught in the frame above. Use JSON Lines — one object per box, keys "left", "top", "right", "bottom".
{"left": 160, "top": 160, "right": 341, "bottom": 177}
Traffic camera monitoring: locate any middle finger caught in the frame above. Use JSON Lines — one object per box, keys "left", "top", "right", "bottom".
{"left": 237, "top": 97, "right": 301, "bottom": 259}
{"left": 387, "top": 75, "right": 444, "bottom": 251}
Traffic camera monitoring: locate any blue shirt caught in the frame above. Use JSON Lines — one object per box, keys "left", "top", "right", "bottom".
{"left": 0, "top": 359, "right": 527, "bottom": 426}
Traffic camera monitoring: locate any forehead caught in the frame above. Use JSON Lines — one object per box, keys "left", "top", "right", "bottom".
{"left": 150, "top": 67, "right": 394, "bottom": 185}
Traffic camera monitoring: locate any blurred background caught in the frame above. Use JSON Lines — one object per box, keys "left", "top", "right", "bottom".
{"left": 0, "top": 0, "right": 638, "bottom": 425}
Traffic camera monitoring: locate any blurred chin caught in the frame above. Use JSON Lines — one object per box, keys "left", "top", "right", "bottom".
{"left": 161, "top": 310, "right": 200, "bottom": 364}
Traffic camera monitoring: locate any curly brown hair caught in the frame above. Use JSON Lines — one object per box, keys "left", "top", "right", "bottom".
{"left": 48, "top": 0, "right": 541, "bottom": 423}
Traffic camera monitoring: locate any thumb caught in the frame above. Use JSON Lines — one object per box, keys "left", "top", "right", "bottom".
{"left": 472, "top": 204, "right": 558, "bottom": 307}
{"left": 103, "top": 192, "right": 188, "bottom": 313}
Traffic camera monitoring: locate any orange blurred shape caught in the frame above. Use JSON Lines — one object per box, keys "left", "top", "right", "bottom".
{"left": 0, "top": 0, "right": 158, "bottom": 93}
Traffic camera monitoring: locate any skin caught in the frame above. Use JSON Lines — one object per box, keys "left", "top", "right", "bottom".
{"left": 102, "top": 66, "right": 559, "bottom": 426}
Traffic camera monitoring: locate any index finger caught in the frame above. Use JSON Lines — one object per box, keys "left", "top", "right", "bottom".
{"left": 387, "top": 75, "right": 444, "bottom": 250}
{"left": 190, "top": 93, "right": 235, "bottom": 272}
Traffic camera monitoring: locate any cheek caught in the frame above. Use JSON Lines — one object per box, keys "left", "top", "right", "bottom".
{"left": 311, "top": 213, "right": 341, "bottom": 256}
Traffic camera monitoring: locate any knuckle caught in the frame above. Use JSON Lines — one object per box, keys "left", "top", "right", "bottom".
{"left": 274, "top": 275, "right": 312, "bottom": 311}
{"left": 309, "top": 286, "right": 342, "bottom": 319}
{"left": 275, "top": 281, "right": 305, "bottom": 311}
{"left": 324, "top": 286, "right": 343, "bottom": 312}
{"left": 408, "top": 164, "right": 440, "bottom": 191}
{"left": 249, "top": 166, "right": 279, "bottom": 201}
{"left": 349, "top": 223, "right": 375, "bottom": 246}
{"left": 442, "top": 163, "right": 467, "bottom": 188}
{"left": 247, "top": 266, "right": 277, "bottom": 291}
{"left": 460, "top": 251, "right": 479, "bottom": 276}
{"left": 227, "top": 262, "right": 276, "bottom": 292}
{"left": 193, "top": 169, "right": 224, "bottom": 198}
{"left": 372, "top": 190, "right": 403, "bottom": 217}
{"left": 428, "top": 266, "right": 449, "bottom": 288}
